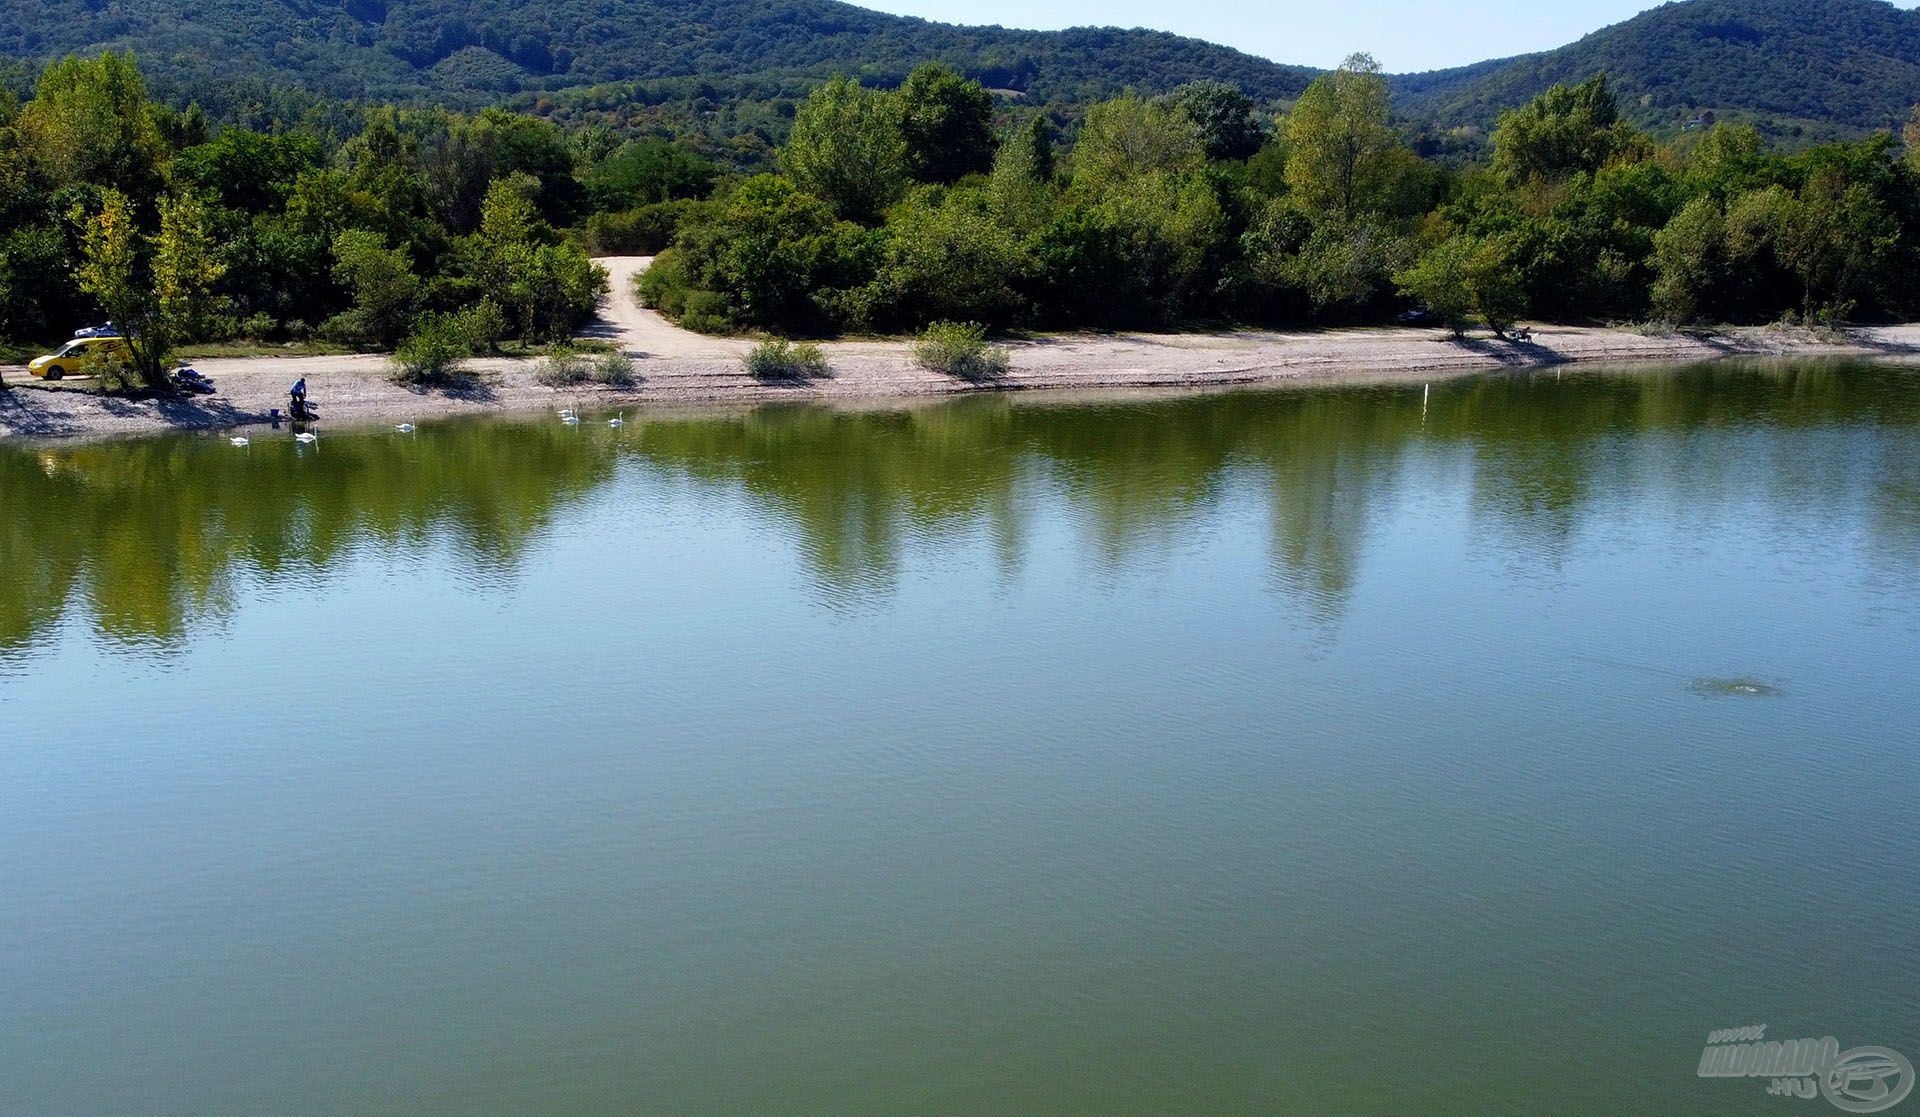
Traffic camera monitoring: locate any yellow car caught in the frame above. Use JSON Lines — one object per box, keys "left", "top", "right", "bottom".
{"left": 29, "top": 336, "right": 131, "bottom": 380}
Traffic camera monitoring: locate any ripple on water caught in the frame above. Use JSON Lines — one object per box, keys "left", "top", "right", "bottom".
{"left": 1687, "top": 676, "right": 1786, "bottom": 698}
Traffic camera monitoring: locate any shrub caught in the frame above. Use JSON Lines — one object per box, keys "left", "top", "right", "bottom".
{"left": 584, "top": 200, "right": 705, "bottom": 255}
{"left": 80, "top": 347, "right": 136, "bottom": 394}
{"left": 679, "top": 289, "right": 735, "bottom": 334}
{"left": 912, "top": 320, "right": 1009, "bottom": 379}
{"left": 390, "top": 313, "right": 475, "bottom": 385}
{"left": 637, "top": 248, "right": 692, "bottom": 314}
{"left": 744, "top": 339, "right": 830, "bottom": 379}
{"left": 241, "top": 311, "right": 278, "bottom": 340}
{"left": 594, "top": 351, "right": 638, "bottom": 386}
{"left": 456, "top": 299, "right": 508, "bottom": 353}
{"left": 330, "top": 229, "right": 421, "bottom": 348}
{"left": 534, "top": 346, "right": 592, "bottom": 387}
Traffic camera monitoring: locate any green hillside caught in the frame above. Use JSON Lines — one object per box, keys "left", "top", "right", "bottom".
{"left": 0, "top": 0, "right": 1316, "bottom": 106}
{"left": 1393, "top": 0, "right": 1920, "bottom": 141}
{"left": 6, "top": 0, "right": 1920, "bottom": 141}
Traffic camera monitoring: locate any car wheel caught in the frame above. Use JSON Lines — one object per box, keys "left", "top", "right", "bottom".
{"left": 45, "top": 366, "right": 63, "bottom": 380}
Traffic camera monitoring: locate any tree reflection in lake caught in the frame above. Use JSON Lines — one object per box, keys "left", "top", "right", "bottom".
{"left": 3, "top": 359, "right": 1917, "bottom": 655}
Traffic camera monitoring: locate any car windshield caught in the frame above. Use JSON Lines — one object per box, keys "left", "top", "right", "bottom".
{"left": 56, "top": 341, "right": 87, "bottom": 357}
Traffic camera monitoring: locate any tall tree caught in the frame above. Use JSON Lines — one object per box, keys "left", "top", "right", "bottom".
{"left": 1490, "top": 74, "right": 1642, "bottom": 185}
{"left": 1397, "top": 234, "right": 1525, "bottom": 337}
{"left": 897, "top": 64, "right": 996, "bottom": 185}
{"left": 1072, "top": 93, "right": 1203, "bottom": 194}
{"left": 1283, "top": 54, "right": 1402, "bottom": 221}
{"left": 15, "top": 51, "right": 167, "bottom": 194}
{"left": 1169, "top": 81, "right": 1265, "bottom": 162}
{"left": 68, "top": 189, "right": 225, "bottom": 390}
{"left": 327, "top": 230, "right": 421, "bottom": 347}
{"left": 988, "top": 118, "right": 1057, "bottom": 232}
{"left": 781, "top": 76, "right": 907, "bottom": 223}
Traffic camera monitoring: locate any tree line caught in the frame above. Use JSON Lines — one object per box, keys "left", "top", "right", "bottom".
{"left": 7, "top": 50, "right": 1920, "bottom": 393}
{"left": 1, "top": 52, "right": 628, "bottom": 389}
{"left": 642, "top": 57, "right": 1920, "bottom": 340}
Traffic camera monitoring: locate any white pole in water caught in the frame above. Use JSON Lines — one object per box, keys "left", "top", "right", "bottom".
{"left": 1422, "top": 382, "right": 1429, "bottom": 423}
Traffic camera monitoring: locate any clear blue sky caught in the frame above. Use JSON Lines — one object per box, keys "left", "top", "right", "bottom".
{"left": 852, "top": 0, "right": 1910, "bottom": 73}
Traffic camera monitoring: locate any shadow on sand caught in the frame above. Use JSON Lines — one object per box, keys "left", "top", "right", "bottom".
{"left": 2, "top": 387, "right": 263, "bottom": 438}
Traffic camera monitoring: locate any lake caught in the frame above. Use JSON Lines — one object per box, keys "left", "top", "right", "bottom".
{"left": 3, "top": 361, "right": 1918, "bottom": 1115}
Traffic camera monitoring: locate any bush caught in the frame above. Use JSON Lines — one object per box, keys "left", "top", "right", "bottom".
{"left": 390, "top": 313, "right": 476, "bottom": 385}
{"left": 594, "top": 351, "right": 638, "bottom": 386}
{"left": 636, "top": 248, "right": 692, "bottom": 315}
{"left": 241, "top": 311, "right": 278, "bottom": 340}
{"left": 535, "top": 346, "right": 592, "bottom": 387}
{"left": 456, "top": 299, "right": 508, "bottom": 353}
{"left": 584, "top": 200, "right": 705, "bottom": 255}
{"left": 679, "top": 289, "right": 735, "bottom": 334}
{"left": 80, "top": 347, "right": 136, "bottom": 394}
{"left": 912, "top": 320, "right": 1009, "bottom": 379}
{"left": 744, "top": 338, "right": 830, "bottom": 379}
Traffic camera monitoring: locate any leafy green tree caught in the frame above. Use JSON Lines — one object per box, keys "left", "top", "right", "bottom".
{"left": 1, "top": 223, "right": 81, "bottom": 344}
{"left": 584, "top": 138, "right": 718, "bottom": 211}
{"left": 1034, "top": 171, "right": 1225, "bottom": 326}
{"left": 1283, "top": 54, "right": 1404, "bottom": 221}
{"left": 1490, "top": 75, "right": 1642, "bottom": 185}
{"left": 1072, "top": 93, "right": 1204, "bottom": 194}
{"left": 1686, "top": 124, "right": 1766, "bottom": 197}
{"left": 1397, "top": 234, "right": 1525, "bottom": 336}
{"left": 172, "top": 130, "right": 323, "bottom": 213}
{"left": 68, "top": 189, "right": 225, "bottom": 390}
{"left": 152, "top": 192, "right": 226, "bottom": 346}
{"left": 458, "top": 175, "right": 606, "bottom": 342}
{"left": 781, "top": 76, "right": 907, "bottom": 223}
{"left": 663, "top": 174, "right": 879, "bottom": 332}
{"left": 879, "top": 186, "right": 1026, "bottom": 326}
{"left": 1777, "top": 169, "right": 1899, "bottom": 322}
{"left": 1499, "top": 159, "right": 1680, "bottom": 322}
{"left": 1395, "top": 237, "right": 1476, "bottom": 334}
{"left": 1168, "top": 81, "right": 1265, "bottom": 161}
{"left": 326, "top": 230, "right": 420, "bottom": 347}
{"left": 15, "top": 51, "right": 167, "bottom": 194}
{"left": 896, "top": 64, "right": 996, "bottom": 185}
{"left": 988, "top": 119, "right": 1058, "bottom": 233}
{"left": 1285, "top": 217, "right": 1414, "bottom": 315}
{"left": 1016, "top": 115, "right": 1057, "bottom": 183}
{"left": 1650, "top": 195, "right": 1727, "bottom": 323}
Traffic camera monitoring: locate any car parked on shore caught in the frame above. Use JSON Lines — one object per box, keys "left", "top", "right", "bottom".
{"left": 28, "top": 336, "right": 130, "bottom": 380}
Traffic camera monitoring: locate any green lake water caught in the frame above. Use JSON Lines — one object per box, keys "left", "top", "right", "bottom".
{"left": 3, "top": 361, "right": 1918, "bottom": 1115}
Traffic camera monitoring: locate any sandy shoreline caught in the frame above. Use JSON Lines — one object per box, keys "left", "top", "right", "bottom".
{"left": 6, "top": 255, "right": 1919, "bottom": 441}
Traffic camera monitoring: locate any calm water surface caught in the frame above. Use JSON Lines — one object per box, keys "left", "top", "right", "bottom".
{"left": 3, "top": 361, "right": 1919, "bottom": 1115}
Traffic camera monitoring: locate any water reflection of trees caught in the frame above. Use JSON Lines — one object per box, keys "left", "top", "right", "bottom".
{"left": 0, "top": 421, "right": 617, "bottom": 654}
{"left": 4, "top": 360, "right": 1917, "bottom": 652}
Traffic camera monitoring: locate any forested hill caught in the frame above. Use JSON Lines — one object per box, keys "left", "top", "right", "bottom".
{"left": 7, "top": 0, "right": 1920, "bottom": 139}
{"left": 1393, "top": 0, "right": 1920, "bottom": 142}
{"left": 0, "top": 0, "right": 1316, "bottom": 106}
